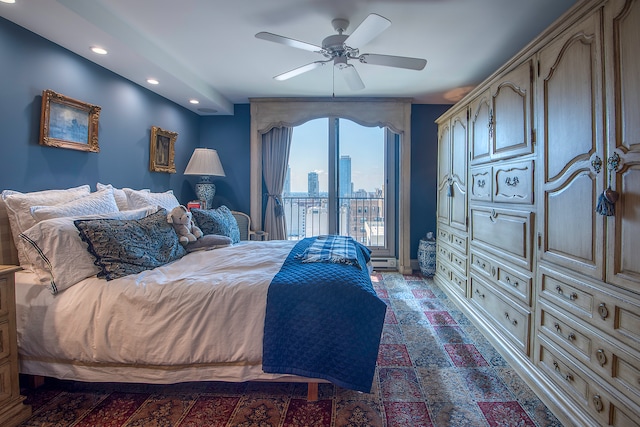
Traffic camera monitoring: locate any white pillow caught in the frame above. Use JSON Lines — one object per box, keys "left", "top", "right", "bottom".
{"left": 96, "top": 183, "right": 150, "bottom": 211}
{"left": 125, "top": 189, "right": 179, "bottom": 211}
{"left": 1, "top": 185, "right": 91, "bottom": 268}
{"left": 30, "top": 187, "right": 119, "bottom": 222}
{"left": 20, "top": 206, "right": 159, "bottom": 294}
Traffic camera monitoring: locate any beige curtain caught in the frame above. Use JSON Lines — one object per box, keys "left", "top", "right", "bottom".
{"left": 262, "top": 127, "right": 292, "bottom": 240}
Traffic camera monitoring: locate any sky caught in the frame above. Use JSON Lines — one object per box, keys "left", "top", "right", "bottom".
{"left": 288, "top": 118, "right": 385, "bottom": 193}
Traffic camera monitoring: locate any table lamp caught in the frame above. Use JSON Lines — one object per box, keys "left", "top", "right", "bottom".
{"left": 184, "top": 148, "right": 225, "bottom": 209}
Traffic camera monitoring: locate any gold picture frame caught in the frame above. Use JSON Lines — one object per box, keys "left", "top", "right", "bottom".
{"left": 39, "top": 89, "right": 101, "bottom": 152}
{"left": 149, "top": 126, "right": 178, "bottom": 173}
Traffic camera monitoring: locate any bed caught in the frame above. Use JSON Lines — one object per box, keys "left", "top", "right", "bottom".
{"left": 0, "top": 185, "right": 386, "bottom": 399}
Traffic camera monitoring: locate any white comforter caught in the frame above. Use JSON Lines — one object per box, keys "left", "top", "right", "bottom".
{"left": 15, "top": 240, "right": 303, "bottom": 383}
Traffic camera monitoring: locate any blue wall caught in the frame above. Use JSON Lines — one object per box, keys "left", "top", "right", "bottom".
{"left": 0, "top": 16, "right": 450, "bottom": 263}
{"left": 0, "top": 17, "right": 199, "bottom": 203}
{"left": 410, "top": 104, "right": 450, "bottom": 257}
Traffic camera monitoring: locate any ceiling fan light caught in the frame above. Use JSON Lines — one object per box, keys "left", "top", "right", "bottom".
{"left": 333, "top": 56, "right": 348, "bottom": 69}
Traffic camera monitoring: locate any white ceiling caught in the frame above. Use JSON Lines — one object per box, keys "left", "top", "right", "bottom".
{"left": 0, "top": 0, "right": 578, "bottom": 115}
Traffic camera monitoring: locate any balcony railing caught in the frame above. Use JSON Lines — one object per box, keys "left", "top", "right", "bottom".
{"left": 281, "top": 195, "right": 385, "bottom": 246}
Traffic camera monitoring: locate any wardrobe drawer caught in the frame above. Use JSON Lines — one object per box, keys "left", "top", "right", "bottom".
{"left": 470, "top": 274, "right": 530, "bottom": 354}
{"left": 451, "top": 232, "right": 467, "bottom": 254}
{"left": 538, "top": 339, "right": 590, "bottom": 402}
{"left": 493, "top": 160, "right": 534, "bottom": 204}
{"left": 537, "top": 336, "right": 640, "bottom": 427}
{"left": 437, "top": 244, "right": 451, "bottom": 263}
{"left": 450, "top": 250, "right": 467, "bottom": 276}
{"left": 539, "top": 301, "right": 640, "bottom": 407}
{"left": 437, "top": 228, "right": 451, "bottom": 244}
{"left": 539, "top": 265, "right": 640, "bottom": 351}
{"left": 470, "top": 206, "right": 533, "bottom": 270}
{"left": 471, "top": 251, "right": 494, "bottom": 277}
{"left": 451, "top": 271, "right": 467, "bottom": 294}
{"left": 471, "top": 248, "right": 531, "bottom": 305}
{"left": 436, "top": 260, "right": 451, "bottom": 281}
{"left": 470, "top": 166, "right": 492, "bottom": 202}
{"left": 539, "top": 307, "right": 592, "bottom": 360}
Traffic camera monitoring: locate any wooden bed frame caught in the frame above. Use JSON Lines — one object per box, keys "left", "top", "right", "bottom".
{"left": 0, "top": 199, "right": 322, "bottom": 401}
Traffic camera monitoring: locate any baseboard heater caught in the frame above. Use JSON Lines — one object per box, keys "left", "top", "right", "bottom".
{"left": 370, "top": 257, "right": 397, "bottom": 269}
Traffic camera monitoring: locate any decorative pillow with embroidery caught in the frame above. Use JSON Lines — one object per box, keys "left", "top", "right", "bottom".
{"left": 20, "top": 206, "right": 159, "bottom": 294}
{"left": 74, "top": 209, "right": 186, "bottom": 280}
{"left": 191, "top": 206, "right": 240, "bottom": 244}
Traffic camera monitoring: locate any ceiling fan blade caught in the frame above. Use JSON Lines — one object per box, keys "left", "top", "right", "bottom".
{"left": 359, "top": 53, "right": 427, "bottom": 70}
{"left": 255, "top": 32, "right": 322, "bottom": 52}
{"left": 274, "top": 61, "right": 327, "bottom": 81}
{"left": 344, "top": 13, "right": 391, "bottom": 48}
{"left": 339, "top": 64, "right": 365, "bottom": 91}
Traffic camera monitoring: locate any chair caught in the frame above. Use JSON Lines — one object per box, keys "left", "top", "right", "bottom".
{"left": 231, "top": 211, "right": 268, "bottom": 241}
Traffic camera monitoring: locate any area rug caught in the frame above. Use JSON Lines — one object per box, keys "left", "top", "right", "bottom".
{"left": 17, "top": 272, "right": 562, "bottom": 427}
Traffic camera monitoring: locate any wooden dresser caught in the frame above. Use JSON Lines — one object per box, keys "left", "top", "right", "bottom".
{"left": 434, "top": 0, "right": 640, "bottom": 425}
{"left": 0, "top": 266, "right": 31, "bottom": 427}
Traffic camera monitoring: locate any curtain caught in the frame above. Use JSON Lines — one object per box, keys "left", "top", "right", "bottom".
{"left": 262, "top": 127, "right": 292, "bottom": 240}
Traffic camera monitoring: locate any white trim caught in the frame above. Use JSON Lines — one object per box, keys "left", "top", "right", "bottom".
{"left": 250, "top": 98, "right": 413, "bottom": 273}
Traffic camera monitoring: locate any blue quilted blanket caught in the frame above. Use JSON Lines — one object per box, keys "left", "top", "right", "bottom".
{"left": 262, "top": 236, "right": 386, "bottom": 393}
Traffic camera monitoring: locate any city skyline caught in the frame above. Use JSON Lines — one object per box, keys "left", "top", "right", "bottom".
{"left": 287, "top": 118, "right": 385, "bottom": 193}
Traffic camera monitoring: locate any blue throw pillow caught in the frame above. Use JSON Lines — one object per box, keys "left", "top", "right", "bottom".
{"left": 191, "top": 206, "right": 240, "bottom": 244}
{"left": 74, "top": 208, "right": 186, "bottom": 280}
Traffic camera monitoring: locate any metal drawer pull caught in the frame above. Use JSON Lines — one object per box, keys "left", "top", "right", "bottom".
{"left": 592, "top": 395, "right": 603, "bottom": 412}
{"left": 555, "top": 285, "right": 577, "bottom": 301}
{"left": 553, "top": 361, "right": 573, "bottom": 382}
{"left": 552, "top": 323, "right": 575, "bottom": 341}
{"left": 505, "top": 176, "right": 520, "bottom": 187}
{"left": 596, "top": 349, "right": 607, "bottom": 366}
{"left": 506, "top": 276, "right": 519, "bottom": 287}
{"left": 598, "top": 303, "right": 609, "bottom": 320}
{"left": 475, "top": 289, "right": 485, "bottom": 298}
{"left": 504, "top": 312, "right": 518, "bottom": 326}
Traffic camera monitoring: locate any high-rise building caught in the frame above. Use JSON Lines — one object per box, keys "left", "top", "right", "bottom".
{"left": 339, "top": 155, "right": 352, "bottom": 199}
{"left": 307, "top": 171, "right": 319, "bottom": 197}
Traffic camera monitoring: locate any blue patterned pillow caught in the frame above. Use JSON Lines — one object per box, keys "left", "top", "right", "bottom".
{"left": 191, "top": 206, "right": 240, "bottom": 244}
{"left": 74, "top": 208, "right": 186, "bottom": 280}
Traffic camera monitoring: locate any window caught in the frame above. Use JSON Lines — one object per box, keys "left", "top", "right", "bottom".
{"left": 250, "top": 98, "right": 413, "bottom": 273}
{"left": 283, "top": 117, "right": 396, "bottom": 257}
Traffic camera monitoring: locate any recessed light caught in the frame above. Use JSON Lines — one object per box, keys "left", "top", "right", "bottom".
{"left": 189, "top": 99, "right": 199, "bottom": 104}
{"left": 147, "top": 79, "right": 159, "bottom": 85}
{"left": 0, "top": 0, "right": 17, "bottom": 4}
{"left": 90, "top": 46, "right": 108, "bottom": 55}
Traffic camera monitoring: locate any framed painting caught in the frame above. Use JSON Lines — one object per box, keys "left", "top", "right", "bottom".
{"left": 39, "top": 89, "right": 101, "bottom": 152}
{"left": 150, "top": 126, "right": 178, "bottom": 173}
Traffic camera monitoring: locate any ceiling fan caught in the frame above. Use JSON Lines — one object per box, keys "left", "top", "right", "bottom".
{"left": 255, "top": 13, "right": 427, "bottom": 91}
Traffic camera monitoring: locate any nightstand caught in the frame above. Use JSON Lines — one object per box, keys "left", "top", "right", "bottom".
{"left": 0, "top": 266, "right": 31, "bottom": 427}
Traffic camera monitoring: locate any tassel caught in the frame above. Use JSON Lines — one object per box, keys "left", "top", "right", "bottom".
{"left": 596, "top": 187, "right": 617, "bottom": 216}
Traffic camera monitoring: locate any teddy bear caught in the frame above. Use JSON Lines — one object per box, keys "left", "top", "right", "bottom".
{"left": 167, "top": 205, "right": 203, "bottom": 246}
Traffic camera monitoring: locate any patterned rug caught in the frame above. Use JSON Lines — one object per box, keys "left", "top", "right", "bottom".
{"left": 17, "top": 272, "right": 562, "bottom": 427}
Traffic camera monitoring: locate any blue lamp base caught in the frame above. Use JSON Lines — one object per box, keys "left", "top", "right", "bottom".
{"left": 195, "top": 176, "right": 216, "bottom": 209}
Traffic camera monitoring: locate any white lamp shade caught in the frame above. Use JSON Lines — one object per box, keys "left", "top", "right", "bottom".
{"left": 184, "top": 148, "right": 226, "bottom": 177}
